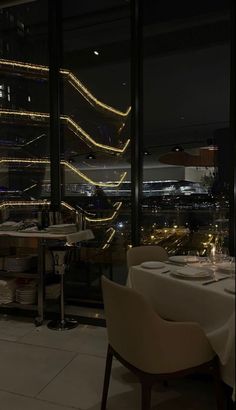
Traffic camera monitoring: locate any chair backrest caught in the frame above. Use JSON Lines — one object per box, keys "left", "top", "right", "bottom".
{"left": 102, "top": 276, "right": 214, "bottom": 374}
{"left": 127, "top": 245, "right": 168, "bottom": 269}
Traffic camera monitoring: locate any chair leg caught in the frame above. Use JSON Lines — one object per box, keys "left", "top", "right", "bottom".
{"left": 101, "top": 345, "right": 113, "bottom": 410}
{"left": 212, "top": 360, "right": 225, "bottom": 410}
{"left": 141, "top": 380, "right": 152, "bottom": 410}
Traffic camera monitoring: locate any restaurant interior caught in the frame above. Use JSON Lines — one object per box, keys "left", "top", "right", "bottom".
{"left": 0, "top": 0, "right": 235, "bottom": 409}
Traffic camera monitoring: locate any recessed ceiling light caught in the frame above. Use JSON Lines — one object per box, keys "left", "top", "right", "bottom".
{"left": 122, "top": 82, "right": 126, "bottom": 86}
{"left": 93, "top": 50, "right": 99, "bottom": 56}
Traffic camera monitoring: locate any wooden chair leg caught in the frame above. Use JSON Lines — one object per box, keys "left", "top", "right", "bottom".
{"left": 101, "top": 345, "right": 113, "bottom": 410}
{"left": 141, "top": 380, "right": 152, "bottom": 410}
{"left": 212, "top": 360, "right": 225, "bottom": 410}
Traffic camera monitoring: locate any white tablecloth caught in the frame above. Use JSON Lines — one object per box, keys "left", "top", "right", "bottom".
{"left": 127, "top": 264, "right": 235, "bottom": 396}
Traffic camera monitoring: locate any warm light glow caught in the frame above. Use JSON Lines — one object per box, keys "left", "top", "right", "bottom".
{"left": 0, "top": 200, "right": 50, "bottom": 209}
{"left": 23, "top": 183, "right": 37, "bottom": 192}
{"left": 0, "top": 200, "right": 122, "bottom": 225}
{"left": 61, "top": 115, "right": 130, "bottom": 153}
{"left": 0, "top": 109, "right": 130, "bottom": 154}
{"left": 85, "top": 202, "right": 122, "bottom": 223}
{"left": 102, "top": 228, "right": 116, "bottom": 249}
{"left": 0, "top": 58, "right": 131, "bottom": 118}
{"left": 0, "top": 158, "right": 127, "bottom": 188}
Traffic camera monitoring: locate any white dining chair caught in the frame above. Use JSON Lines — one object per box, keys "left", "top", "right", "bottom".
{"left": 101, "top": 276, "right": 224, "bottom": 410}
{"left": 127, "top": 245, "right": 168, "bottom": 269}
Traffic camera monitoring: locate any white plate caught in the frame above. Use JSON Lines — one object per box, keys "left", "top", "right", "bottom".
{"left": 140, "top": 261, "right": 165, "bottom": 269}
{"left": 172, "top": 266, "right": 212, "bottom": 279}
{"left": 169, "top": 255, "right": 200, "bottom": 264}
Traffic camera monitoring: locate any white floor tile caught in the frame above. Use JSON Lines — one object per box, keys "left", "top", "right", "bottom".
{"left": 0, "top": 390, "right": 79, "bottom": 410}
{"left": 0, "top": 340, "right": 76, "bottom": 397}
{"left": 20, "top": 325, "right": 108, "bottom": 357}
{"left": 37, "top": 353, "right": 136, "bottom": 409}
{"left": 0, "top": 318, "right": 34, "bottom": 342}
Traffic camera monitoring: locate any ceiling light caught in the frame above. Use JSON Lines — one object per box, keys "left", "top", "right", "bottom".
{"left": 93, "top": 51, "right": 99, "bottom": 56}
{"left": 171, "top": 145, "right": 184, "bottom": 152}
{"left": 143, "top": 150, "right": 151, "bottom": 156}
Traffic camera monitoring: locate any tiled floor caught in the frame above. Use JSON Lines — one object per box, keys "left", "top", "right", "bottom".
{"left": 0, "top": 316, "right": 218, "bottom": 410}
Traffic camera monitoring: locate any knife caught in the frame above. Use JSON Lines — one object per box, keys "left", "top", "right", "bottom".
{"left": 202, "top": 277, "right": 230, "bottom": 286}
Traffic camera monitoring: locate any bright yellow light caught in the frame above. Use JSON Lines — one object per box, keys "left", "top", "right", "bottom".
{"left": 0, "top": 200, "right": 50, "bottom": 209}
{"left": 85, "top": 202, "right": 122, "bottom": 222}
{"left": 102, "top": 228, "right": 116, "bottom": 249}
{"left": 151, "top": 235, "right": 155, "bottom": 239}
{"left": 0, "top": 158, "right": 127, "bottom": 188}
{"left": 0, "top": 58, "right": 131, "bottom": 118}
{"left": 173, "top": 225, "right": 178, "bottom": 229}
{"left": 63, "top": 115, "right": 130, "bottom": 153}
{"left": 0, "top": 109, "right": 130, "bottom": 154}
{"left": 23, "top": 183, "right": 37, "bottom": 192}
{"left": 0, "top": 200, "right": 122, "bottom": 225}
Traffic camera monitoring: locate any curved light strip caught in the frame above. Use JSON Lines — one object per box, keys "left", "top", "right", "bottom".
{"left": 0, "top": 158, "right": 127, "bottom": 188}
{"left": 85, "top": 201, "right": 122, "bottom": 222}
{"left": 102, "top": 227, "right": 116, "bottom": 249}
{"left": 61, "top": 201, "right": 122, "bottom": 224}
{"left": 0, "top": 58, "right": 131, "bottom": 118}
{"left": 0, "top": 109, "right": 130, "bottom": 154}
{"left": 0, "top": 200, "right": 50, "bottom": 209}
{"left": 61, "top": 115, "right": 130, "bottom": 153}
{"left": 61, "top": 160, "right": 127, "bottom": 188}
{"left": 0, "top": 201, "right": 122, "bottom": 225}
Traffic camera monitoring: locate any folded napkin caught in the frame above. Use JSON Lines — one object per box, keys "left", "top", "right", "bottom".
{"left": 66, "top": 229, "right": 94, "bottom": 245}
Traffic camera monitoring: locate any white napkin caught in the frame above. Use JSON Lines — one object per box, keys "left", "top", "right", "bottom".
{"left": 66, "top": 229, "right": 94, "bottom": 245}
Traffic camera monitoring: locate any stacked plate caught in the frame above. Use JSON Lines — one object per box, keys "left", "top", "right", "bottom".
{"left": 0, "top": 278, "right": 17, "bottom": 304}
{"left": 169, "top": 255, "right": 200, "bottom": 264}
{"left": 16, "top": 285, "right": 37, "bottom": 305}
{"left": 4, "top": 256, "right": 32, "bottom": 272}
{"left": 0, "top": 221, "right": 23, "bottom": 231}
{"left": 46, "top": 224, "right": 77, "bottom": 234}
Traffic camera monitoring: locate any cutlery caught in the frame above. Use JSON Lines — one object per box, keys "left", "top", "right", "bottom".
{"left": 202, "top": 277, "right": 230, "bottom": 286}
{"left": 165, "top": 261, "right": 186, "bottom": 266}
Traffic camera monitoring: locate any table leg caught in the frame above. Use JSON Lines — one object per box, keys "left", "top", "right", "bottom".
{"left": 35, "top": 239, "right": 45, "bottom": 326}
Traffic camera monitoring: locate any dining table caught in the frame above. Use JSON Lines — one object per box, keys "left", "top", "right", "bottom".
{"left": 127, "top": 258, "right": 235, "bottom": 399}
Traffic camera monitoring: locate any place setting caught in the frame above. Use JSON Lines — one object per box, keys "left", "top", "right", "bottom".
{"left": 140, "top": 261, "right": 170, "bottom": 274}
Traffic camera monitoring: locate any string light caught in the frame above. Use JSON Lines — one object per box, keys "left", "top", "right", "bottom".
{"left": 0, "top": 200, "right": 123, "bottom": 225}
{"left": 85, "top": 201, "right": 122, "bottom": 222}
{"left": 23, "top": 183, "right": 37, "bottom": 192}
{"left": 0, "top": 109, "right": 130, "bottom": 154}
{"left": 102, "top": 228, "right": 116, "bottom": 249}
{"left": 0, "top": 158, "right": 127, "bottom": 188}
{"left": 0, "top": 58, "right": 131, "bottom": 118}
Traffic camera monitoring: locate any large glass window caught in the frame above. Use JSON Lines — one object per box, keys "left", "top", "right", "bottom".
{"left": 61, "top": 0, "right": 131, "bottom": 301}
{"left": 142, "top": 0, "right": 231, "bottom": 256}
{"left": 0, "top": 0, "right": 49, "bottom": 223}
